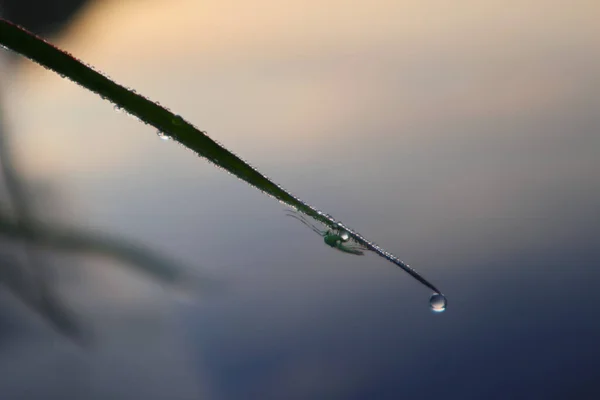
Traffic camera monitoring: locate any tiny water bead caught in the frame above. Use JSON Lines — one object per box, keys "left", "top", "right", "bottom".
{"left": 340, "top": 231, "right": 350, "bottom": 242}
{"left": 429, "top": 293, "right": 447, "bottom": 312}
{"left": 157, "top": 131, "right": 171, "bottom": 141}
{"left": 172, "top": 115, "right": 184, "bottom": 126}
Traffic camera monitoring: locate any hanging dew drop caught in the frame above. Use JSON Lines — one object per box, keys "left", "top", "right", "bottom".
{"left": 340, "top": 231, "right": 350, "bottom": 242}
{"left": 157, "top": 131, "right": 171, "bottom": 141}
{"left": 429, "top": 293, "right": 447, "bottom": 312}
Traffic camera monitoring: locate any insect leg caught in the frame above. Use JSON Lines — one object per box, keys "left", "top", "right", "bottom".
{"left": 284, "top": 210, "right": 325, "bottom": 235}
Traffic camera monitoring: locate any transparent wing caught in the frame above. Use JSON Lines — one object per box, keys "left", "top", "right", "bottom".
{"left": 337, "top": 240, "right": 368, "bottom": 255}
{"left": 336, "top": 245, "right": 365, "bottom": 256}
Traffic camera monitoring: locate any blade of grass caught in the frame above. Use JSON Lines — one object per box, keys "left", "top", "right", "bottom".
{"left": 0, "top": 19, "right": 443, "bottom": 295}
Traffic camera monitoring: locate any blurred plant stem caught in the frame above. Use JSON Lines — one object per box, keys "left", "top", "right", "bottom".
{"left": 0, "top": 212, "right": 201, "bottom": 286}
{"left": 0, "top": 66, "right": 208, "bottom": 343}
{"left": 0, "top": 76, "right": 88, "bottom": 340}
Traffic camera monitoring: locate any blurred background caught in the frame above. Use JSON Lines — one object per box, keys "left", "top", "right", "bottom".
{"left": 0, "top": 0, "right": 599, "bottom": 399}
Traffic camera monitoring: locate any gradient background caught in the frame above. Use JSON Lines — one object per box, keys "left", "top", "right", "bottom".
{"left": 1, "top": 0, "right": 599, "bottom": 399}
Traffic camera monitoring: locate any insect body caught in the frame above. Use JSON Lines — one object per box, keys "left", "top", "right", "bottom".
{"left": 286, "top": 210, "right": 367, "bottom": 255}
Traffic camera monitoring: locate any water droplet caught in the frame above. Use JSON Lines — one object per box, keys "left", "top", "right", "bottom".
{"left": 172, "top": 115, "right": 184, "bottom": 126}
{"left": 157, "top": 131, "right": 171, "bottom": 141}
{"left": 429, "top": 293, "right": 447, "bottom": 312}
{"left": 340, "top": 231, "right": 350, "bottom": 242}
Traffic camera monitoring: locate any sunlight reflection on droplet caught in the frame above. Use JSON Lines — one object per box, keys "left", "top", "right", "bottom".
{"left": 157, "top": 131, "right": 171, "bottom": 141}
{"left": 340, "top": 231, "right": 350, "bottom": 242}
{"left": 430, "top": 293, "right": 447, "bottom": 313}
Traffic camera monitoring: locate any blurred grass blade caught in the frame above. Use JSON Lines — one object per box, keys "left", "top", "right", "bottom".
{"left": 0, "top": 213, "right": 200, "bottom": 287}
{"left": 0, "top": 73, "right": 83, "bottom": 341}
{"left": 0, "top": 19, "right": 443, "bottom": 295}
{"left": 1, "top": 253, "right": 88, "bottom": 343}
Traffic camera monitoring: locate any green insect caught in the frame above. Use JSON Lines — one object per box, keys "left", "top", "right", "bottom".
{"left": 285, "top": 209, "right": 367, "bottom": 255}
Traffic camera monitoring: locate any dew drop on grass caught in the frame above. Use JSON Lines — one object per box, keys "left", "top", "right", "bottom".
{"left": 340, "top": 231, "right": 350, "bottom": 242}
{"left": 172, "top": 115, "right": 184, "bottom": 126}
{"left": 157, "top": 131, "right": 171, "bottom": 141}
{"left": 429, "top": 293, "right": 447, "bottom": 312}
